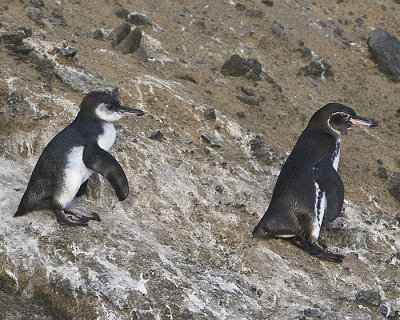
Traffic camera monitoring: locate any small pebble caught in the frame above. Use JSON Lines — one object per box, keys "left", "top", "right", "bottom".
{"left": 204, "top": 107, "right": 216, "bottom": 120}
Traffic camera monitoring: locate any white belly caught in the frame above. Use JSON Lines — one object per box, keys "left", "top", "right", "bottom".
{"left": 57, "top": 146, "right": 93, "bottom": 207}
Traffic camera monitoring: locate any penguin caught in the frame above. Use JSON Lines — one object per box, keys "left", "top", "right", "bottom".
{"left": 252, "top": 103, "right": 378, "bottom": 262}
{"left": 14, "top": 91, "right": 144, "bottom": 226}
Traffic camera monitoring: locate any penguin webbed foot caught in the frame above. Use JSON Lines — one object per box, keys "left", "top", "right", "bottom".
{"left": 65, "top": 207, "right": 101, "bottom": 222}
{"left": 290, "top": 237, "right": 344, "bottom": 263}
{"left": 55, "top": 209, "right": 89, "bottom": 227}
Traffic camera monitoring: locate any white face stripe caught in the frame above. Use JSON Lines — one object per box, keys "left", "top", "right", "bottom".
{"left": 327, "top": 111, "right": 350, "bottom": 136}
{"left": 95, "top": 103, "right": 123, "bottom": 122}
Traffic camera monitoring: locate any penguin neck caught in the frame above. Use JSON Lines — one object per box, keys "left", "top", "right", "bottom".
{"left": 74, "top": 112, "right": 116, "bottom": 150}
{"left": 97, "top": 122, "right": 116, "bottom": 151}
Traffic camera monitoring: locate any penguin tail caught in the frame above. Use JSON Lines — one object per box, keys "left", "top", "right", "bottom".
{"left": 14, "top": 208, "right": 28, "bottom": 217}
{"left": 252, "top": 222, "right": 272, "bottom": 239}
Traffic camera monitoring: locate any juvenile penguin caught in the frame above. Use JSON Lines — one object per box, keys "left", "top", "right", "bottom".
{"left": 252, "top": 103, "right": 378, "bottom": 262}
{"left": 14, "top": 91, "right": 144, "bottom": 226}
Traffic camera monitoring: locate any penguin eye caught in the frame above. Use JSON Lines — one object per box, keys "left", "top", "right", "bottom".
{"left": 105, "top": 104, "right": 115, "bottom": 111}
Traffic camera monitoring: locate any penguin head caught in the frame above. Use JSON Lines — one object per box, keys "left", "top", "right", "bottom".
{"left": 310, "top": 103, "right": 378, "bottom": 137}
{"left": 79, "top": 91, "right": 144, "bottom": 122}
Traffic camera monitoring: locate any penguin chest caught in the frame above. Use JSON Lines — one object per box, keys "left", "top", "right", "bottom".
{"left": 311, "top": 139, "right": 341, "bottom": 241}
{"left": 97, "top": 123, "right": 116, "bottom": 151}
{"left": 332, "top": 139, "right": 340, "bottom": 171}
{"left": 311, "top": 182, "right": 327, "bottom": 241}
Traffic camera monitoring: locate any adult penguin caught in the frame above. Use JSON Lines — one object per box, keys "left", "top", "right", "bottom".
{"left": 252, "top": 103, "right": 378, "bottom": 262}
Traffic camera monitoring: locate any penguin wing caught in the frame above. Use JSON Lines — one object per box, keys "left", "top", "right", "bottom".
{"left": 83, "top": 142, "right": 129, "bottom": 201}
{"left": 313, "top": 159, "right": 344, "bottom": 223}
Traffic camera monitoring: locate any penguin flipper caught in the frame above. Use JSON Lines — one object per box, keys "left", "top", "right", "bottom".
{"left": 83, "top": 143, "right": 129, "bottom": 201}
{"left": 313, "top": 160, "right": 344, "bottom": 223}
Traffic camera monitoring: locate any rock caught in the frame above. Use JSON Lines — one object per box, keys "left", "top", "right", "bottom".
{"left": 377, "top": 166, "right": 388, "bottom": 179}
{"left": 326, "top": 217, "right": 371, "bottom": 249}
{"left": 215, "top": 184, "right": 224, "bottom": 193}
{"left": 236, "top": 96, "right": 259, "bottom": 106}
{"left": 115, "top": 7, "right": 129, "bottom": 19}
{"left": 271, "top": 26, "right": 282, "bottom": 37}
{"left": 52, "top": 8, "right": 63, "bottom": 18}
{"left": 204, "top": 107, "right": 216, "bottom": 120}
{"left": 56, "top": 41, "right": 78, "bottom": 57}
{"left": 297, "top": 60, "right": 333, "bottom": 78}
{"left": 237, "top": 111, "right": 246, "bottom": 118}
{"left": 1, "top": 32, "right": 23, "bottom": 46}
{"left": 296, "top": 46, "right": 313, "bottom": 59}
{"left": 245, "top": 9, "right": 264, "bottom": 18}
{"left": 247, "top": 58, "right": 263, "bottom": 80}
{"left": 13, "top": 45, "right": 34, "bottom": 54}
{"left": 93, "top": 29, "right": 104, "bottom": 40}
{"left": 249, "top": 135, "right": 264, "bottom": 151}
{"left": 263, "top": 73, "right": 282, "bottom": 91}
{"left": 108, "top": 23, "right": 131, "bottom": 48}
{"left": 261, "top": 0, "right": 274, "bottom": 7}
{"left": 221, "top": 54, "right": 251, "bottom": 76}
{"left": 126, "top": 12, "right": 152, "bottom": 26}
{"left": 388, "top": 173, "right": 400, "bottom": 202}
{"left": 395, "top": 213, "right": 400, "bottom": 223}
{"left": 115, "top": 28, "right": 142, "bottom": 54}
{"left": 249, "top": 135, "right": 283, "bottom": 165}
{"left": 55, "top": 66, "right": 118, "bottom": 95}
{"left": 235, "top": 4, "right": 246, "bottom": 11}
{"left": 30, "top": 0, "right": 44, "bottom": 7}
{"left": 241, "top": 86, "right": 255, "bottom": 96}
{"left": 148, "top": 130, "right": 165, "bottom": 141}
{"left": 379, "top": 299, "right": 397, "bottom": 319}
{"left": 7, "top": 91, "right": 24, "bottom": 106}
{"left": 28, "top": 52, "right": 56, "bottom": 76}
{"left": 367, "top": 29, "right": 400, "bottom": 81}
{"left": 303, "top": 308, "right": 323, "bottom": 318}
{"left": 334, "top": 26, "right": 343, "bottom": 37}
{"left": 26, "top": 6, "right": 43, "bottom": 23}
{"left": 132, "top": 47, "right": 148, "bottom": 62}
{"left": 355, "top": 290, "right": 381, "bottom": 306}
{"left": 201, "top": 133, "right": 223, "bottom": 148}
{"left": 16, "top": 27, "right": 32, "bottom": 38}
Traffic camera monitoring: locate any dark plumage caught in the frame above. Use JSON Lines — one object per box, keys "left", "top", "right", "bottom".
{"left": 253, "top": 103, "right": 378, "bottom": 262}
{"left": 14, "top": 91, "right": 144, "bottom": 226}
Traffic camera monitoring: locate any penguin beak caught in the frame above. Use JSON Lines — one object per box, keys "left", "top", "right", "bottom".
{"left": 118, "top": 105, "right": 145, "bottom": 117}
{"left": 350, "top": 115, "right": 379, "bottom": 127}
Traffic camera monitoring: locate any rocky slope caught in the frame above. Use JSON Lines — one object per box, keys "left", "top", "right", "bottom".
{"left": 0, "top": 0, "right": 399, "bottom": 319}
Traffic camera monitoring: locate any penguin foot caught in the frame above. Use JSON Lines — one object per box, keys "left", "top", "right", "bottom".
{"left": 289, "top": 237, "right": 344, "bottom": 263}
{"left": 65, "top": 207, "right": 101, "bottom": 222}
{"left": 55, "top": 209, "right": 89, "bottom": 227}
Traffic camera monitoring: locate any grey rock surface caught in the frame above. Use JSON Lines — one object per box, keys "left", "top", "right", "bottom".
{"left": 126, "top": 12, "right": 152, "bottom": 26}
{"left": 108, "top": 23, "right": 131, "bottom": 48}
{"left": 0, "top": 1, "right": 399, "bottom": 319}
{"left": 115, "top": 27, "right": 142, "bottom": 54}
{"left": 367, "top": 28, "right": 400, "bottom": 81}
{"left": 55, "top": 66, "right": 118, "bottom": 95}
